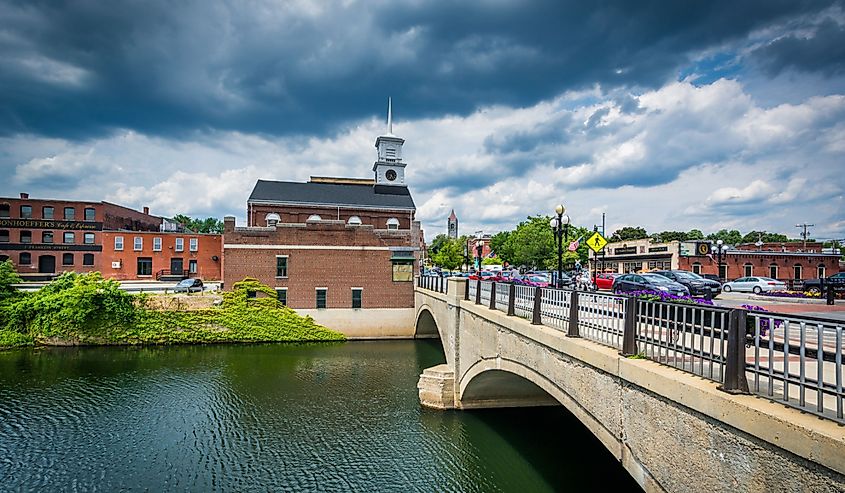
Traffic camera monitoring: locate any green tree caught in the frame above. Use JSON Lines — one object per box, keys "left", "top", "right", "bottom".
{"left": 431, "top": 237, "right": 467, "bottom": 270}
{"left": 685, "top": 229, "right": 705, "bottom": 240}
{"left": 706, "top": 229, "right": 743, "bottom": 246}
{"left": 609, "top": 226, "right": 649, "bottom": 242}
{"left": 651, "top": 231, "right": 687, "bottom": 243}
{"left": 741, "top": 231, "right": 790, "bottom": 243}
{"left": 0, "top": 260, "right": 22, "bottom": 301}
{"left": 171, "top": 214, "right": 224, "bottom": 233}
{"left": 428, "top": 234, "right": 449, "bottom": 255}
{"left": 506, "top": 216, "right": 556, "bottom": 270}
{"left": 481, "top": 256, "right": 503, "bottom": 266}
{"left": 489, "top": 231, "right": 513, "bottom": 264}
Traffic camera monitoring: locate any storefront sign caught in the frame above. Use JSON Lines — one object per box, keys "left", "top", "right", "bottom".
{"left": 0, "top": 219, "right": 102, "bottom": 231}
{"left": 0, "top": 243, "right": 102, "bottom": 251}
{"left": 648, "top": 246, "right": 668, "bottom": 253}
{"left": 614, "top": 246, "right": 637, "bottom": 255}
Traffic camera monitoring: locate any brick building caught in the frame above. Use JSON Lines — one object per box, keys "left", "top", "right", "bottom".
{"left": 0, "top": 193, "right": 162, "bottom": 279}
{"left": 223, "top": 101, "right": 420, "bottom": 337}
{"left": 99, "top": 231, "right": 222, "bottom": 281}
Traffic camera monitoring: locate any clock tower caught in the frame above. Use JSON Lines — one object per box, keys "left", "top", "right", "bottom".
{"left": 373, "top": 98, "right": 407, "bottom": 189}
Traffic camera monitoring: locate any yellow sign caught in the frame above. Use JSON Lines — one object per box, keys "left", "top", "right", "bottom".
{"left": 587, "top": 232, "right": 608, "bottom": 253}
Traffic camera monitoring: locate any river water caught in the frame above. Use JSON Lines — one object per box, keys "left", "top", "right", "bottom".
{"left": 0, "top": 341, "right": 638, "bottom": 491}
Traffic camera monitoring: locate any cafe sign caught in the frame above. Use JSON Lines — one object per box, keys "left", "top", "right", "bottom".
{"left": 0, "top": 219, "right": 102, "bottom": 231}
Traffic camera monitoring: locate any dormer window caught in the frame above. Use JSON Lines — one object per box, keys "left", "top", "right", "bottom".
{"left": 265, "top": 213, "right": 281, "bottom": 227}
{"left": 307, "top": 215, "right": 322, "bottom": 222}
{"left": 347, "top": 216, "right": 362, "bottom": 225}
{"left": 386, "top": 217, "right": 400, "bottom": 230}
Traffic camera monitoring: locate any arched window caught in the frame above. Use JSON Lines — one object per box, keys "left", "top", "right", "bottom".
{"left": 307, "top": 214, "right": 322, "bottom": 222}
{"left": 19, "top": 252, "right": 31, "bottom": 265}
{"left": 265, "top": 213, "right": 281, "bottom": 226}
{"left": 347, "top": 216, "right": 362, "bottom": 225}
{"left": 769, "top": 264, "right": 778, "bottom": 279}
{"left": 62, "top": 253, "right": 74, "bottom": 266}
{"left": 386, "top": 217, "right": 400, "bottom": 230}
{"left": 743, "top": 263, "right": 753, "bottom": 277}
{"left": 793, "top": 264, "right": 802, "bottom": 280}
{"left": 691, "top": 262, "right": 701, "bottom": 275}
{"left": 818, "top": 264, "right": 826, "bottom": 278}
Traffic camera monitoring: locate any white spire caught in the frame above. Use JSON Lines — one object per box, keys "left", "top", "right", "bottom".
{"left": 387, "top": 97, "right": 393, "bottom": 135}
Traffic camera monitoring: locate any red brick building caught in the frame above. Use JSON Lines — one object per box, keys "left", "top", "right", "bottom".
{"left": 223, "top": 102, "right": 420, "bottom": 337}
{"left": 0, "top": 193, "right": 161, "bottom": 279}
{"left": 99, "top": 231, "right": 222, "bottom": 281}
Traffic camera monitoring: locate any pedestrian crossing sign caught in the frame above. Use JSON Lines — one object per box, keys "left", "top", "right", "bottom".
{"left": 587, "top": 232, "right": 608, "bottom": 253}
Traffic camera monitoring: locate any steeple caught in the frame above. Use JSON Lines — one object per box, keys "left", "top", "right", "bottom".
{"left": 448, "top": 209, "right": 458, "bottom": 238}
{"left": 387, "top": 97, "right": 393, "bottom": 135}
{"left": 374, "top": 98, "right": 407, "bottom": 190}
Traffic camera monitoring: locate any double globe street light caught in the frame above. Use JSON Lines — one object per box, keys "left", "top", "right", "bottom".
{"left": 715, "top": 239, "right": 730, "bottom": 283}
{"left": 475, "top": 239, "right": 485, "bottom": 274}
{"left": 549, "top": 204, "right": 570, "bottom": 288}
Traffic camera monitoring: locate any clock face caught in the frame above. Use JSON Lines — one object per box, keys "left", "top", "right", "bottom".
{"left": 385, "top": 169, "right": 397, "bottom": 181}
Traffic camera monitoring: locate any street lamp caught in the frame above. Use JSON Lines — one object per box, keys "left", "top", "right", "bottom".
{"left": 475, "top": 239, "right": 484, "bottom": 273}
{"left": 463, "top": 244, "right": 469, "bottom": 272}
{"left": 549, "top": 204, "right": 570, "bottom": 288}
{"left": 715, "top": 239, "right": 730, "bottom": 282}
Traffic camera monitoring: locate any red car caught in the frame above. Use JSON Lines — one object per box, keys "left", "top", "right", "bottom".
{"left": 595, "top": 273, "right": 620, "bottom": 290}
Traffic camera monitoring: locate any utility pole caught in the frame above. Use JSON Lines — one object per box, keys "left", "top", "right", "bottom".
{"left": 796, "top": 223, "right": 814, "bottom": 250}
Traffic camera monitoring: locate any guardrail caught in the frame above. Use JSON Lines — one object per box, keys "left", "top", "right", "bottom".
{"left": 418, "top": 274, "right": 448, "bottom": 294}
{"left": 417, "top": 278, "right": 845, "bottom": 423}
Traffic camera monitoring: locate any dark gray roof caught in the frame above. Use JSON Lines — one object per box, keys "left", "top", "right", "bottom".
{"left": 248, "top": 180, "right": 415, "bottom": 210}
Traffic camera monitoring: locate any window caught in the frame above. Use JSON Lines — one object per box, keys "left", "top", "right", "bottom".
{"left": 818, "top": 265, "right": 826, "bottom": 278}
{"left": 133, "top": 237, "right": 143, "bottom": 251}
{"left": 43, "top": 231, "right": 53, "bottom": 244}
{"left": 793, "top": 264, "right": 802, "bottom": 280}
{"left": 42, "top": 206, "right": 54, "bottom": 219}
{"left": 84, "top": 233, "right": 95, "bottom": 244}
{"left": 114, "top": 236, "right": 124, "bottom": 251}
{"left": 84, "top": 208, "right": 95, "bottom": 221}
{"left": 20, "top": 231, "right": 31, "bottom": 244}
{"left": 0, "top": 230, "right": 7, "bottom": 243}
{"left": 63, "top": 232, "right": 75, "bottom": 244}
{"left": 83, "top": 253, "right": 94, "bottom": 266}
{"left": 20, "top": 205, "right": 32, "bottom": 218}
{"left": 316, "top": 288, "right": 327, "bottom": 308}
{"left": 769, "top": 264, "right": 778, "bottom": 279}
{"left": 392, "top": 261, "right": 414, "bottom": 282}
{"left": 352, "top": 288, "right": 362, "bottom": 309}
{"left": 386, "top": 217, "right": 400, "bottom": 230}
{"left": 0, "top": 204, "right": 8, "bottom": 218}
{"left": 691, "top": 263, "right": 702, "bottom": 275}
{"left": 63, "top": 207, "right": 75, "bottom": 220}
{"left": 743, "top": 263, "right": 753, "bottom": 277}
{"left": 189, "top": 259, "right": 197, "bottom": 274}
{"left": 276, "top": 288, "right": 287, "bottom": 306}
{"left": 276, "top": 256, "right": 288, "bottom": 278}
{"left": 623, "top": 261, "right": 641, "bottom": 273}
{"left": 718, "top": 264, "right": 728, "bottom": 280}
{"left": 62, "top": 253, "right": 74, "bottom": 266}
{"left": 189, "top": 238, "right": 198, "bottom": 252}
{"left": 153, "top": 237, "right": 162, "bottom": 251}
{"left": 247, "top": 290, "right": 256, "bottom": 299}
{"left": 19, "top": 252, "right": 31, "bottom": 265}
{"left": 137, "top": 257, "right": 153, "bottom": 276}
{"left": 307, "top": 214, "right": 322, "bottom": 221}
{"left": 175, "top": 238, "right": 184, "bottom": 252}
{"left": 347, "top": 216, "right": 362, "bottom": 225}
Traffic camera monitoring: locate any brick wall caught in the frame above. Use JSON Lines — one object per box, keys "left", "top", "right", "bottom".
{"left": 679, "top": 253, "right": 840, "bottom": 280}
{"left": 99, "top": 232, "right": 222, "bottom": 280}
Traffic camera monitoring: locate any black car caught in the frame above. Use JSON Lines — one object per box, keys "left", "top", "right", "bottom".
{"left": 173, "top": 278, "right": 204, "bottom": 293}
{"left": 652, "top": 270, "right": 721, "bottom": 297}
{"left": 612, "top": 273, "right": 690, "bottom": 296}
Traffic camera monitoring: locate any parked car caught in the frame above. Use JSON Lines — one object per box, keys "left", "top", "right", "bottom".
{"left": 652, "top": 270, "right": 721, "bottom": 297}
{"left": 801, "top": 272, "right": 845, "bottom": 295}
{"left": 721, "top": 277, "right": 786, "bottom": 294}
{"left": 523, "top": 274, "right": 550, "bottom": 287}
{"left": 701, "top": 274, "right": 721, "bottom": 282}
{"left": 612, "top": 273, "right": 690, "bottom": 296}
{"left": 595, "top": 273, "right": 621, "bottom": 290}
{"left": 174, "top": 278, "right": 204, "bottom": 293}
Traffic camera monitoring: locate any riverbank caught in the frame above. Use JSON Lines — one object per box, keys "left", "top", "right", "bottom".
{"left": 0, "top": 271, "right": 345, "bottom": 349}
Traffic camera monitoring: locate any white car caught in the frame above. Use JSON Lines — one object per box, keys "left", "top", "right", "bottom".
{"left": 722, "top": 276, "right": 786, "bottom": 294}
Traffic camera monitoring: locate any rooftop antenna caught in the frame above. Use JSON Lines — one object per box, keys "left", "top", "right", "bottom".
{"left": 387, "top": 97, "right": 393, "bottom": 135}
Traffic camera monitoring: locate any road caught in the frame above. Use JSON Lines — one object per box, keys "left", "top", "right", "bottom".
{"left": 712, "top": 292, "right": 845, "bottom": 321}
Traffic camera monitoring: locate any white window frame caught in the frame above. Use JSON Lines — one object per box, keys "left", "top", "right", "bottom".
{"left": 386, "top": 217, "right": 400, "bottom": 230}
{"left": 347, "top": 216, "right": 362, "bottom": 225}
{"left": 818, "top": 265, "right": 826, "bottom": 278}
{"left": 315, "top": 287, "right": 327, "bottom": 309}
{"left": 114, "top": 236, "right": 124, "bottom": 251}
{"left": 189, "top": 237, "right": 198, "bottom": 252}
{"left": 351, "top": 287, "right": 363, "bottom": 309}
{"left": 153, "top": 237, "right": 162, "bottom": 251}
{"left": 189, "top": 259, "right": 197, "bottom": 274}
{"left": 175, "top": 237, "right": 184, "bottom": 252}
{"left": 275, "top": 287, "right": 288, "bottom": 306}
{"left": 276, "top": 255, "right": 289, "bottom": 278}
{"left": 307, "top": 214, "right": 322, "bottom": 222}
{"left": 133, "top": 236, "right": 143, "bottom": 251}
{"left": 769, "top": 264, "right": 778, "bottom": 279}
{"left": 691, "top": 263, "right": 701, "bottom": 275}
{"left": 743, "top": 263, "right": 753, "bottom": 277}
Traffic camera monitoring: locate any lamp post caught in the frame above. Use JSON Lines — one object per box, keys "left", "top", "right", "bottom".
{"left": 463, "top": 244, "right": 469, "bottom": 272}
{"left": 715, "top": 239, "right": 729, "bottom": 283}
{"left": 475, "top": 239, "right": 484, "bottom": 274}
{"left": 549, "top": 204, "right": 570, "bottom": 288}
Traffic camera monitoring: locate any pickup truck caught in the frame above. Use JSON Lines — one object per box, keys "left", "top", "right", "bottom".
{"left": 802, "top": 272, "right": 845, "bottom": 294}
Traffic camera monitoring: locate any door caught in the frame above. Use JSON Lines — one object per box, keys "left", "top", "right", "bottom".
{"left": 38, "top": 255, "right": 56, "bottom": 273}
{"left": 170, "top": 258, "right": 183, "bottom": 275}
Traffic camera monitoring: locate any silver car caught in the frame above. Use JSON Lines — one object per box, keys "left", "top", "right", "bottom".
{"left": 722, "top": 276, "right": 786, "bottom": 294}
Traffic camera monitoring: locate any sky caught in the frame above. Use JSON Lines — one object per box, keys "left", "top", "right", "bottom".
{"left": 1, "top": 0, "right": 844, "bottom": 242}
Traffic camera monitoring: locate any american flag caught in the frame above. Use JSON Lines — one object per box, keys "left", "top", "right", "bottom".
{"left": 568, "top": 237, "right": 582, "bottom": 252}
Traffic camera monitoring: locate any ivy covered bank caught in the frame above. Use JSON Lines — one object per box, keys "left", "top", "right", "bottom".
{"left": 0, "top": 261, "right": 344, "bottom": 348}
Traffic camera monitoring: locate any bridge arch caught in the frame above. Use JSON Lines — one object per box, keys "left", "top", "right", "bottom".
{"left": 414, "top": 305, "right": 440, "bottom": 339}
{"left": 459, "top": 358, "right": 619, "bottom": 456}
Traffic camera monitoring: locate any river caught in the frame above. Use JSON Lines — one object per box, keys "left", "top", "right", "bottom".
{"left": 0, "top": 340, "right": 638, "bottom": 491}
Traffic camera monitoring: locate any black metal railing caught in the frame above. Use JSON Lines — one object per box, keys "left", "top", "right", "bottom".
{"left": 417, "top": 275, "right": 448, "bottom": 294}
{"left": 417, "top": 278, "right": 845, "bottom": 423}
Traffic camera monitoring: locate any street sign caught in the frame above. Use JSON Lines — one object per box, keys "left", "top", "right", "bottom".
{"left": 587, "top": 231, "right": 608, "bottom": 254}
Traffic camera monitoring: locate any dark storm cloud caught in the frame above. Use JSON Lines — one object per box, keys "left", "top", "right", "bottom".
{"left": 752, "top": 17, "right": 845, "bottom": 76}
{"left": 0, "top": 0, "right": 838, "bottom": 140}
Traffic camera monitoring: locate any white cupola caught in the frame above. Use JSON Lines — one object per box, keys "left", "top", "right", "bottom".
{"left": 373, "top": 97, "right": 407, "bottom": 188}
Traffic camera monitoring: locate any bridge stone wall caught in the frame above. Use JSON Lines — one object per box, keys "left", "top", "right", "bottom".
{"left": 416, "top": 278, "right": 845, "bottom": 493}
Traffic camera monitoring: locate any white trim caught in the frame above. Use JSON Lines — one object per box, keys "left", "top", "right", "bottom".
{"left": 248, "top": 198, "right": 415, "bottom": 212}
{"left": 225, "top": 244, "right": 390, "bottom": 251}
{"left": 351, "top": 287, "right": 363, "bottom": 290}
{"left": 315, "top": 287, "right": 328, "bottom": 290}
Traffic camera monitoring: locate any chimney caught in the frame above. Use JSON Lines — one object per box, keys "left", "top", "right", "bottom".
{"left": 143, "top": 206, "right": 149, "bottom": 215}
{"left": 20, "top": 193, "right": 28, "bottom": 199}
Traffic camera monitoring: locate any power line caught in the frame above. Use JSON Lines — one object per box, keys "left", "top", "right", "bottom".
{"left": 795, "top": 223, "right": 815, "bottom": 250}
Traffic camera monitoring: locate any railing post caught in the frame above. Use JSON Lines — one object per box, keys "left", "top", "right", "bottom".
{"left": 567, "top": 290, "right": 580, "bottom": 337}
{"left": 507, "top": 283, "right": 516, "bottom": 316}
{"left": 621, "top": 297, "right": 638, "bottom": 356}
{"left": 489, "top": 282, "right": 497, "bottom": 310}
{"left": 827, "top": 279, "right": 836, "bottom": 306}
{"left": 531, "top": 286, "right": 542, "bottom": 325}
{"left": 465, "top": 279, "right": 470, "bottom": 301}
{"left": 475, "top": 279, "right": 482, "bottom": 305}
{"left": 719, "top": 309, "right": 751, "bottom": 394}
